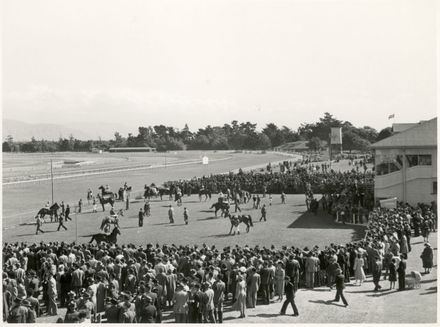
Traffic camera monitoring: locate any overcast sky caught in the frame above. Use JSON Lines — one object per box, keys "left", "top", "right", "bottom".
{"left": 2, "top": 0, "right": 437, "bottom": 133}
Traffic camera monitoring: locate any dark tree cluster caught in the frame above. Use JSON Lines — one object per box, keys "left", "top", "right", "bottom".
{"left": 3, "top": 113, "right": 390, "bottom": 153}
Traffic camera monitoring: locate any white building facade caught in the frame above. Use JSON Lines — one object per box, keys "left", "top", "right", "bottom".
{"left": 372, "top": 118, "right": 437, "bottom": 206}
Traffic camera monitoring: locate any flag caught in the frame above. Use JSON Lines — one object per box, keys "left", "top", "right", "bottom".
{"left": 388, "top": 114, "right": 395, "bottom": 119}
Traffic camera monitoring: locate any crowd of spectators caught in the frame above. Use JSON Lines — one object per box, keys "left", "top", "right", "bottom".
{"left": 3, "top": 199, "right": 435, "bottom": 323}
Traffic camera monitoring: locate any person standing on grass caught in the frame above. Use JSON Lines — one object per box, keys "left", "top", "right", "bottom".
{"left": 78, "top": 199, "right": 82, "bottom": 213}
{"left": 35, "top": 216, "right": 45, "bottom": 235}
{"left": 65, "top": 205, "right": 71, "bottom": 221}
{"left": 281, "top": 192, "right": 286, "bottom": 204}
{"left": 332, "top": 268, "right": 348, "bottom": 307}
{"left": 269, "top": 194, "right": 273, "bottom": 206}
{"left": 279, "top": 276, "right": 299, "bottom": 316}
{"left": 168, "top": 205, "right": 175, "bottom": 224}
{"left": 260, "top": 204, "right": 267, "bottom": 222}
{"left": 61, "top": 201, "right": 65, "bottom": 216}
{"left": 138, "top": 208, "right": 144, "bottom": 227}
{"left": 183, "top": 208, "right": 189, "bottom": 225}
{"left": 92, "top": 197, "right": 97, "bottom": 213}
{"left": 57, "top": 214, "right": 67, "bottom": 231}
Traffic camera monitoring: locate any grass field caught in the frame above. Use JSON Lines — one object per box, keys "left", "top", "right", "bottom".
{"left": 2, "top": 194, "right": 366, "bottom": 249}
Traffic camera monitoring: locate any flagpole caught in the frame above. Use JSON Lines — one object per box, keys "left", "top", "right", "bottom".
{"left": 50, "top": 159, "right": 54, "bottom": 205}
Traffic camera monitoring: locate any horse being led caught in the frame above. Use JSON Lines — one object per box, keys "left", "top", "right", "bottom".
{"left": 210, "top": 202, "right": 230, "bottom": 217}
{"left": 97, "top": 194, "right": 115, "bottom": 212}
{"left": 35, "top": 203, "right": 60, "bottom": 222}
{"left": 100, "top": 215, "right": 120, "bottom": 233}
{"left": 198, "top": 189, "right": 212, "bottom": 202}
{"left": 88, "top": 226, "right": 120, "bottom": 244}
{"left": 225, "top": 213, "right": 253, "bottom": 234}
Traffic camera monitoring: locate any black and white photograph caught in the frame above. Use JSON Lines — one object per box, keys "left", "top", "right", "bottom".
{"left": 1, "top": 0, "right": 437, "bottom": 324}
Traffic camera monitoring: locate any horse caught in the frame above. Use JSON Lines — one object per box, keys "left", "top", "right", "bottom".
{"left": 198, "top": 189, "right": 212, "bottom": 202}
{"left": 100, "top": 215, "right": 120, "bottom": 232}
{"left": 35, "top": 203, "right": 60, "bottom": 222}
{"left": 97, "top": 194, "right": 115, "bottom": 212}
{"left": 225, "top": 213, "right": 253, "bottom": 234}
{"left": 175, "top": 191, "right": 183, "bottom": 206}
{"left": 144, "top": 185, "right": 160, "bottom": 200}
{"left": 98, "top": 185, "right": 117, "bottom": 199}
{"left": 88, "top": 226, "right": 120, "bottom": 244}
{"left": 210, "top": 202, "right": 230, "bottom": 217}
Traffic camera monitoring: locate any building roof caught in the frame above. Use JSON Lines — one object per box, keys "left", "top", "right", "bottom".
{"left": 372, "top": 117, "right": 437, "bottom": 149}
{"left": 392, "top": 123, "right": 417, "bottom": 133}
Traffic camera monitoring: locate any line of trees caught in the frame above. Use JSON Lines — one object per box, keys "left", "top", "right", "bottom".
{"left": 3, "top": 113, "right": 393, "bottom": 153}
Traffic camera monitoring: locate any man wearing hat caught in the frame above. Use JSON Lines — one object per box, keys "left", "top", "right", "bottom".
{"left": 332, "top": 268, "right": 348, "bottom": 306}
{"left": 104, "top": 297, "right": 119, "bottom": 323}
{"left": 213, "top": 273, "right": 226, "bottom": 323}
{"left": 168, "top": 205, "right": 175, "bottom": 224}
{"left": 25, "top": 288, "right": 40, "bottom": 317}
{"left": 173, "top": 283, "right": 189, "bottom": 323}
{"left": 22, "top": 299, "right": 36, "bottom": 323}
{"left": 119, "top": 292, "right": 136, "bottom": 323}
{"left": 279, "top": 276, "right": 299, "bottom": 316}
{"left": 138, "top": 208, "right": 144, "bottom": 227}
{"left": 139, "top": 295, "right": 157, "bottom": 323}
{"left": 64, "top": 301, "right": 80, "bottom": 323}
{"left": 202, "top": 281, "right": 216, "bottom": 323}
{"left": 7, "top": 296, "right": 28, "bottom": 323}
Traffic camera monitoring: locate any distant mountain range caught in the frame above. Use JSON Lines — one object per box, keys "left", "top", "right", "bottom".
{"left": 2, "top": 119, "right": 134, "bottom": 141}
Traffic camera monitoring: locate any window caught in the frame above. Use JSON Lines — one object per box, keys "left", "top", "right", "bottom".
{"left": 406, "top": 154, "right": 432, "bottom": 167}
{"left": 433, "top": 182, "right": 437, "bottom": 195}
{"left": 419, "top": 155, "right": 432, "bottom": 166}
{"left": 406, "top": 155, "right": 418, "bottom": 167}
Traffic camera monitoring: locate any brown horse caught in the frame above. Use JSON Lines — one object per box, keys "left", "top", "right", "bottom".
{"left": 88, "top": 226, "right": 120, "bottom": 244}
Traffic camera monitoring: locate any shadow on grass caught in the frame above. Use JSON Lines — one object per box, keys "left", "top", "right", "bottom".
{"left": 204, "top": 233, "right": 231, "bottom": 238}
{"left": 197, "top": 216, "right": 220, "bottom": 221}
{"left": 166, "top": 224, "right": 187, "bottom": 227}
{"left": 17, "top": 231, "right": 57, "bottom": 237}
{"left": 199, "top": 210, "right": 214, "bottom": 213}
{"left": 288, "top": 211, "right": 366, "bottom": 241}
{"left": 151, "top": 222, "right": 169, "bottom": 226}
{"left": 420, "top": 279, "right": 437, "bottom": 284}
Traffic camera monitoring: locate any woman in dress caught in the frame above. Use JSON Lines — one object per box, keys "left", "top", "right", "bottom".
{"left": 420, "top": 243, "right": 434, "bottom": 274}
{"left": 353, "top": 253, "right": 366, "bottom": 286}
{"left": 274, "top": 262, "right": 285, "bottom": 302}
{"left": 235, "top": 274, "right": 247, "bottom": 318}
{"left": 388, "top": 258, "right": 397, "bottom": 289}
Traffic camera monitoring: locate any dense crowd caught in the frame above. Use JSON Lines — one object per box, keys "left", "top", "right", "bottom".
{"left": 3, "top": 197, "right": 435, "bottom": 323}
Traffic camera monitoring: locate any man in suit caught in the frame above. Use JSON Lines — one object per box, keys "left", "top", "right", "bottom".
{"left": 279, "top": 276, "right": 299, "bottom": 316}
{"left": 173, "top": 283, "right": 189, "bottom": 323}
{"left": 247, "top": 267, "right": 260, "bottom": 308}
{"left": 213, "top": 274, "right": 225, "bottom": 323}
{"left": 305, "top": 252, "right": 319, "bottom": 289}
{"left": 71, "top": 264, "right": 85, "bottom": 295}
{"left": 332, "top": 268, "right": 348, "bottom": 306}
{"left": 259, "top": 262, "right": 273, "bottom": 305}
{"left": 202, "top": 282, "right": 216, "bottom": 323}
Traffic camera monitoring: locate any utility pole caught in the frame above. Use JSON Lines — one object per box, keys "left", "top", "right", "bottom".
{"left": 50, "top": 159, "right": 54, "bottom": 205}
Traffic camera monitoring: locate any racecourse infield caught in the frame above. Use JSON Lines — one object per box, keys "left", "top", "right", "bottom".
{"left": 2, "top": 151, "right": 297, "bottom": 223}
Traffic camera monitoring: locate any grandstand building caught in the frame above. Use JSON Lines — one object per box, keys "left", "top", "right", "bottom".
{"left": 371, "top": 117, "right": 437, "bottom": 205}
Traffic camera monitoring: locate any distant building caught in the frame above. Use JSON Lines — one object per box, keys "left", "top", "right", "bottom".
{"left": 274, "top": 141, "right": 309, "bottom": 152}
{"left": 108, "top": 147, "right": 156, "bottom": 153}
{"left": 371, "top": 117, "right": 437, "bottom": 205}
